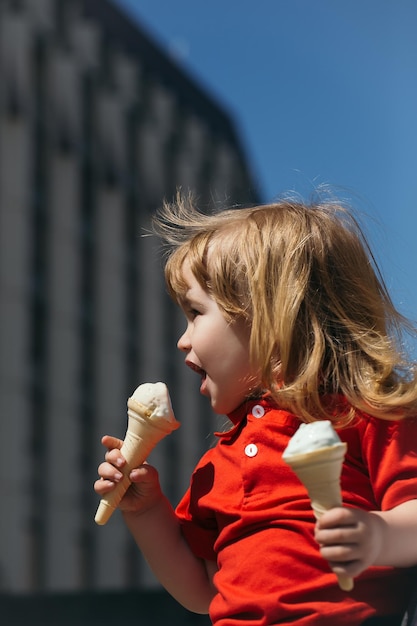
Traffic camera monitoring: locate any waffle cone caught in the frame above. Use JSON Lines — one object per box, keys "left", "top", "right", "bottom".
{"left": 95, "top": 397, "right": 179, "bottom": 525}
{"left": 284, "top": 443, "right": 353, "bottom": 591}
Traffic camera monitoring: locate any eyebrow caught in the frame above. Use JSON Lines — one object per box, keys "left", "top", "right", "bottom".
{"left": 178, "top": 291, "right": 193, "bottom": 308}
{"left": 180, "top": 288, "right": 206, "bottom": 309}
{"left": 182, "top": 292, "right": 199, "bottom": 308}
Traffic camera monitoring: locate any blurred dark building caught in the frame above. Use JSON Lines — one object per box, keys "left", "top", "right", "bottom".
{"left": 0, "top": 0, "right": 259, "bottom": 595}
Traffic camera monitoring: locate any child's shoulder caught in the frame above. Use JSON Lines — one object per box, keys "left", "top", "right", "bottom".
{"left": 341, "top": 410, "right": 417, "bottom": 456}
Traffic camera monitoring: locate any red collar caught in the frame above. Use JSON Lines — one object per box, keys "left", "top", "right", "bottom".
{"left": 215, "top": 395, "right": 277, "bottom": 439}
{"left": 215, "top": 393, "right": 357, "bottom": 439}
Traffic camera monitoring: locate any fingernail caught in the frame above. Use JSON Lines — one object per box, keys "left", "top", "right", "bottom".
{"left": 115, "top": 472, "right": 123, "bottom": 481}
{"left": 116, "top": 458, "right": 124, "bottom": 467}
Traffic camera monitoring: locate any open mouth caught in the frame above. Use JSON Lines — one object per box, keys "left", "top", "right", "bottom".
{"left": 186, "top": 360, "right": 208, "bottom": 393}
{"left": 186, "top": 360, "right": 206, "bottom": 379}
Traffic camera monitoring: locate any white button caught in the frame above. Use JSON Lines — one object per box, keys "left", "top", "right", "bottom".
{"left": 252, "top": 405, "right": 265, "bottom": 418}
{"left": 245, "top": 443, "right": 258, "bottom": 457}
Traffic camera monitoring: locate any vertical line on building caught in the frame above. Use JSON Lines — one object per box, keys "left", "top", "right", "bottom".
{"left": 79, "top": 69, "right": 97, "bottom": 587}
{"left": 123, "top": 102, "right": 141, "bottom": 586}
{"left": 28, "top": 32, "right": 49, "bottom": 590}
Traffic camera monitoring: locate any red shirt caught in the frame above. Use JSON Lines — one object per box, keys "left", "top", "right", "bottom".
{"left": 176, "top": 397, "right": 417, "bottom": 625}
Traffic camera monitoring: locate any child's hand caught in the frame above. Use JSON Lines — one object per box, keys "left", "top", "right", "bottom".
{"left": 94, "top": 435, "right": 163, "bottom": 516}
{"left": 314, "top": 507, "right": 384, "bottom": 579}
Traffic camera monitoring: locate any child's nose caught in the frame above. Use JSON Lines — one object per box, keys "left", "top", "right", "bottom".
{"left": 177, "top": 327, "right": 191, "bottom": 352}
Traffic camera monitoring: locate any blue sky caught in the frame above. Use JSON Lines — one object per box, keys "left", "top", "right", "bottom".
{"left": 113, "top": 0, "right": 417, "bottom": 351}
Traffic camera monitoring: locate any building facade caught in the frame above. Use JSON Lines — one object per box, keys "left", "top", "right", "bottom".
{"left": 0, "top": 0, "right": 259, "bottom": 593}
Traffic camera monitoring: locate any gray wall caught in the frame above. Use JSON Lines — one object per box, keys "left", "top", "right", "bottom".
{"left": 0, "top": 0, "right": 259, "bottom": 593}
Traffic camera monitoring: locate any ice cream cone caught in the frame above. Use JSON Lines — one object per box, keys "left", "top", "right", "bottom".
{"left": 284, "top": 443, "right": 354, "bottom": 591}
{"left": 95, "top": 391, "right": 179, "bottom": 525}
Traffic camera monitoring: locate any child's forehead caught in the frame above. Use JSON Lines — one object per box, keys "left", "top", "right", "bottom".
{"left": 175, "top": 262, "right": 193, "bottom": 295}
{"left": 168, "top": 254, "right": 209, "bottom": 297}
{"left": 178, "top": 284, "right": 203, "bottom": 307}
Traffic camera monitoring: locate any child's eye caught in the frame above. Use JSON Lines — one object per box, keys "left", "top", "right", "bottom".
{"left": 181, "top": 299, "right": 203, "bottom": 320}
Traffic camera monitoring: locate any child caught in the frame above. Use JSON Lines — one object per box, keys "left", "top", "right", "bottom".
{"left": 95, "top": 196, "right": 417, "bottom": 625}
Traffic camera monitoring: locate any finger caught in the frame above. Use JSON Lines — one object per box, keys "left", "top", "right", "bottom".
{"left": 129, "top": 463, "right": 158, "bottom": 481}
{"left": 316, "top": 507, "right": 355, "bottom": 530}
{"left": 94, "top": 477, "right": 120, "bottom": 495}
{"left": 101, "top": 435, "right": 123, "bottom": 450}
{"left": 104, "top": 448, "right": 126, "bottom": 468}
{"left": 320, "top": 542, "right": 358, "bottom": 563}
{"left": 97, "top": 460, "right": 124, "bottom": 481}
{"left": 329, "top": 559, "right": 364, "bottom": 579}
{"left": 315, "top": 525, "right": 360, "bottom": 546}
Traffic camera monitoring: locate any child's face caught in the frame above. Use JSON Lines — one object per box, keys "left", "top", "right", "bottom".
{"left": 177, "top": 261, "right": 261, "bottom": 415}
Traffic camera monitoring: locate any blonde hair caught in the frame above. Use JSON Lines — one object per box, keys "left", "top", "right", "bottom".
{"left": 153, "top": 195, "right": 417, "bottom": 424}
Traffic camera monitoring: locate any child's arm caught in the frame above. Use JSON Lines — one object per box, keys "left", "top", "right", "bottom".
{"left": 315, "top": 499, "right": 417, "bottom": 579}
{"left": 122, "top": 481, "right": 216, "bottom": 613}
{"left": 95, "top": 436, "right": 216, "bottom": 613}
